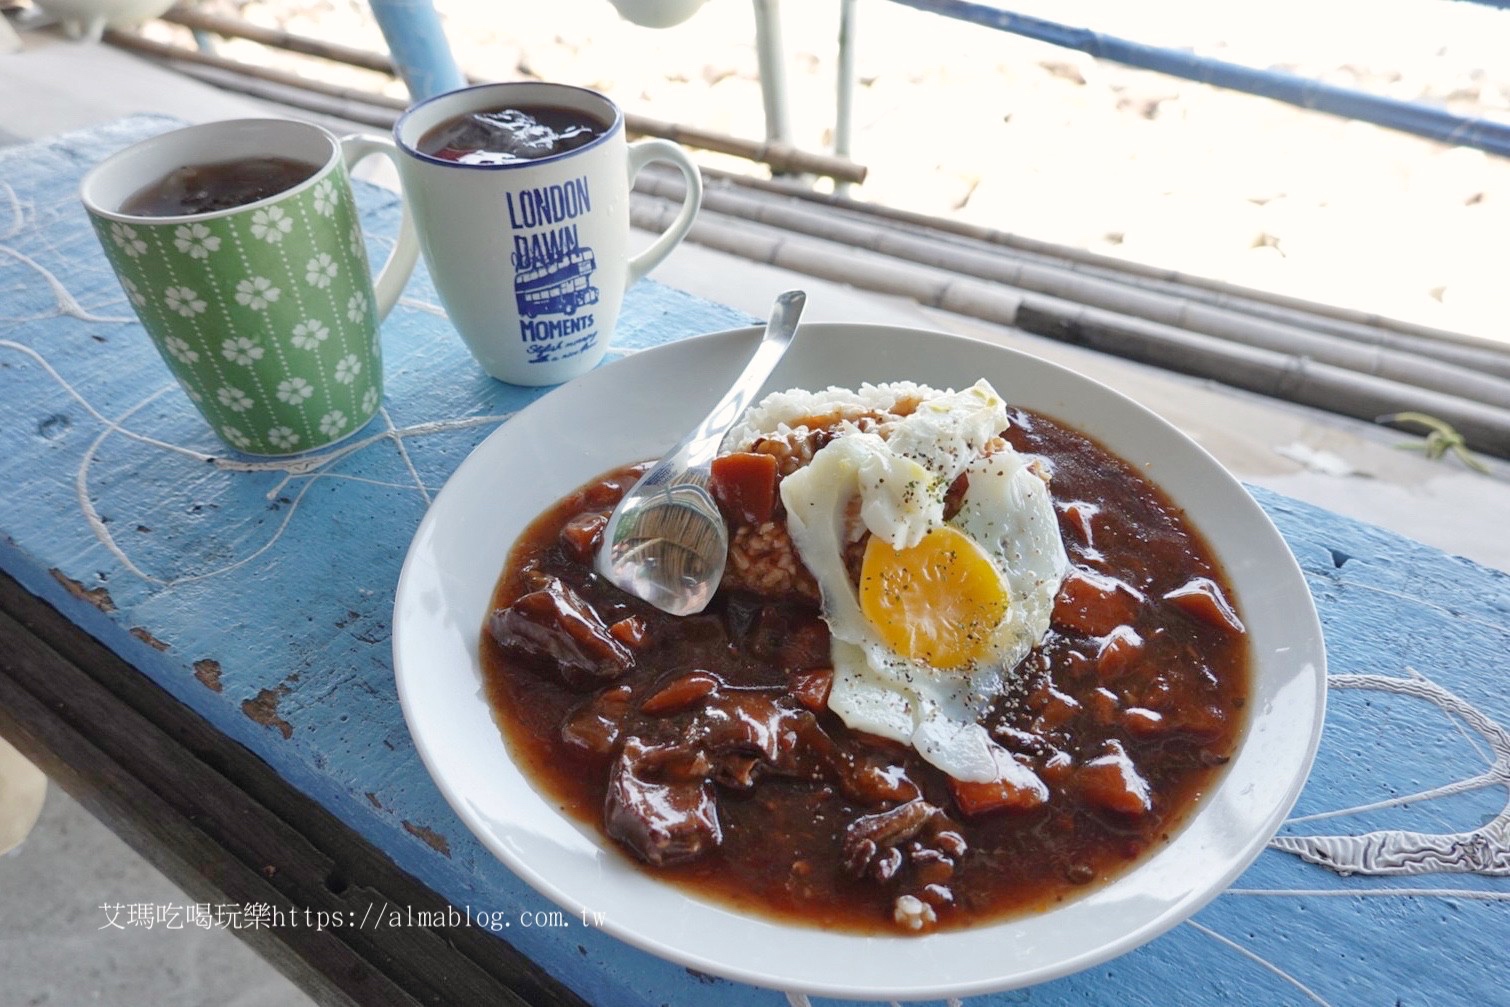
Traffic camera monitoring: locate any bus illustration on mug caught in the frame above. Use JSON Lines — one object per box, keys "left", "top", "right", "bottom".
{"left": 514, "top": 248, "right": 601, "bottom": 318}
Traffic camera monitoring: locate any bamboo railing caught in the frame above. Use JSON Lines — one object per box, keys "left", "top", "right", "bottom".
{"left": 115, "top": 8, "right": 868, "bottom": 184}
{"left": 628, "top": 170, "right": 1510, "bottom": 458}
{"left": 101, "top": 8, "right": 1510, "bottom": 458}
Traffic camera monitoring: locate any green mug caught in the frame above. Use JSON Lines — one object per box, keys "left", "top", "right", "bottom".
{"left": 80, "top": 119, "right": 417, "bottom": 456}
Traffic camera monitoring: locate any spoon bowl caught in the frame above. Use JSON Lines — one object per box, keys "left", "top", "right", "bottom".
{"left": 596, "top": 290, "right": 806, "bottom": 615}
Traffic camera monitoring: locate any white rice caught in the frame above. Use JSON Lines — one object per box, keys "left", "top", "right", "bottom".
{"left": 722, "top": 381, "right": 943, "bottom": 453}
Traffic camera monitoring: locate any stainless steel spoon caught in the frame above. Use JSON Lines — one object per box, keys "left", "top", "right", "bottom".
{"left": 596, "top": 290, "right": 806, "bottom": 616}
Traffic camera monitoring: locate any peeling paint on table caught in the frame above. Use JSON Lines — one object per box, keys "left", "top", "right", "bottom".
{"left": 2, "top": 117, "right": 1507, "bottom": 1007}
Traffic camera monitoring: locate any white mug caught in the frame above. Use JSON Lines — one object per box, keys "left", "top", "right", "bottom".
{"left": 393, "top": 82, "right": 703, "bottom": 386}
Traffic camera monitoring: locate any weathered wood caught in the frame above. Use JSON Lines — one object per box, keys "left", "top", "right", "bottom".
{"left": 5, "top": 115, "right": 1509, "bottom": 1007}
{"left": 0, "top": 572, "right": 585, "bottom": 1007}
{"left": 0, "top": 113, "right": 758, "bottom": 1007}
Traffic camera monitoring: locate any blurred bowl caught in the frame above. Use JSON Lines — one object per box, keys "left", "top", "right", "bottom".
{"left": 606, "top": 0, "right": 707, "bottom": 29}
{"left": 32, "top": 0, "right": 176, "bottom": 42}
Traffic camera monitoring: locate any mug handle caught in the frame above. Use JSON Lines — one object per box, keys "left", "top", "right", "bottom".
{"left": 625, "top": 139, "right": 703, "bottom": 287}
{"left": 338, "top": 134, "right": 420, "bottom": 321}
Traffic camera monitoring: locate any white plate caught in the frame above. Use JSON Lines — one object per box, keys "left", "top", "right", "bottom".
{"left": 392, "top": 323, "right": 1327, "bottom": 1000}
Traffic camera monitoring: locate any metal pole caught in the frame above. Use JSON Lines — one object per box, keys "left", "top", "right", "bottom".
{"left": 751, "top": 0, "right": 793, "bottom": 147}
{"left": 883, "top": 0, "right": 1510, "bottom": 160}
{"left": 834, "top": 0, "right": 858, "bottom": 195}
{"left": 364, "top": 0, "right": 465, "bottom": 102}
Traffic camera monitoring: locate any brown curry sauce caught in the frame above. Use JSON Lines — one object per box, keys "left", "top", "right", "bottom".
{"left": 480, "top": 407, "right": 1248, "bottom": 933}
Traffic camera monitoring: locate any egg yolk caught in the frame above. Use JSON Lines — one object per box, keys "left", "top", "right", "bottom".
{"left": 859, "top": 526, "right": 1009, "bottom": 670}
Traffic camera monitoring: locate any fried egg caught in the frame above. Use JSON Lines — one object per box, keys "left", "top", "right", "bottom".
{"left": 773, "top": 380, "right": 1068, "bottom": 783}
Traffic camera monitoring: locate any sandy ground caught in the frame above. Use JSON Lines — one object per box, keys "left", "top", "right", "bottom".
{"left": 152, "top": 0, "right": 1510, "bottom": 342}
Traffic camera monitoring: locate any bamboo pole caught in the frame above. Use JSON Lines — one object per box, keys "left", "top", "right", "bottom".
{"left": 129, "top": 17, "right": 867, "bottom": 183}
{"left": 628, "top": 192, "right": 1510, "bottom": 458}
{"left": 104, "top": 31, "right": 410, "bottom": 112}
{"left": 620, "top": 115, "right": 863, "bottom": 184}
{"left": 641, "top": 167, "right": 1510, "bottom": 382}
{"left": 1012, "top": 297, "right": 1510, "bottom": 460}
{"left": 144, "top": 55, "right": 403, "bottom": 132}
{"left": 160, "top": 6, "right": 398, "bottom": 75}
{"left": 689, "top": 168, "right": 1510, "bottom": 363}
{"left": 634, "top": 168, "right": 1510, "bottom": 409}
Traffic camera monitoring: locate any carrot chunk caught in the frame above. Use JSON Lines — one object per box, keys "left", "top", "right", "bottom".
{"left": 710, "top": 452, "right": 779, "bottom": 526}
{"left": 951, "top": 775, "right": 1046, "bottom": 817}
{"left": 789, "top": 668, "right": 833, "bottom": 712}
{"left": 1076, "top": 741, "right": 1151, "bottom": 815}
{"left": 1121, "top": 707, "right": 1168, "bottom": 738}
{"left": 1052, "top": 569, "right": 1142, "bottom": 637}
{"left": 640, "top": 671, "right": 720, "bottom": 715}
{"left": 1059, "top": 500, "right": 1099, "bottom": 545}
{"left": 948, "top": 749, "right": 1049, "bottom": 817}
{"left": 608, "top": 615, "right": 648, "bottom": 650}
{"left": 559, "top": 512, "right": 608, "bottom": 565}
{"left": 1164, "top": 578, "right": 1245, "bottom": 635}
{"left": 1095, "top": 624, "right": 1143, "bottom": 678}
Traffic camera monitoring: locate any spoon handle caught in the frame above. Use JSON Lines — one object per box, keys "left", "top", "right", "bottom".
{"left": 638, "top": 289, "right": 806, "bottom": 488}
{"left": 598, "top": 291, "right": 806, "bottom": 615}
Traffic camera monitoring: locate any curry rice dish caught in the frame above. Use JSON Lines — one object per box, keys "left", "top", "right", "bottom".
{"left": 482, "top": 380, "right": 1249, "bottom": 934}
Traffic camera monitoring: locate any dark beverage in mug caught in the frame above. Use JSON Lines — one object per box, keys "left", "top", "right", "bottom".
{"left": 119, "top": 156, "right": 321, "bottom": 217}
{"left": 417, "top": 106, "right": 606, "bottom": 165}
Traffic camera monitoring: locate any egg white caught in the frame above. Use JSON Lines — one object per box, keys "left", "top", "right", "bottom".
{"left": 778, "top": 380, "right": 1069, "bottom": 783}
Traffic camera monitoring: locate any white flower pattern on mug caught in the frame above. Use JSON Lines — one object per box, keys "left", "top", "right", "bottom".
{"left": 220, "top": 426, "right": 252, "bottom": 450}
{"left": 164, "top": 286, "right": 207, "bottom": 317}
{"left": 276, "top": 377, "right": 314, "bottom": 403}
{"left": 110, "top": 222, "right": 147, "bottom": 257}
{"left": 318, "top": 410, "right": 348, "bottom": 438}
{"left": 163, "top": 335, "right": 199, "bottom": 364}
{"left": 313, "top": 178, "right": 338, "bottom": 217}
{"left": 173, "top": 222, "right": 221, "bottom": 259}
{"left": 250, "top": 206, "right": 293, "bottom": 243}
{"left": 348, "top": 225, "right": 364, "bottom": 260}
{"left": 221, "top": 336, "right": 265, "bottom": 366}
{"left": 120, "top": 276, "right": 147, "bottom": 308}
{"left": 305, "top": 253, "right": 338, "bottom": 289}
{"left": 290, "top": 319, "right": 330, "bottom": 350}
{"left": 361, "top": 386, "right": 379, "bottom": 415}
{"left": 267, "top": 426, "right": 300, "bottom": 451}
{"left": 216, "top": 385, "right": 254, "bottom": 413}
{"left": 235, "top": 276, "right": 281, "bottom": 310}
{"left": 346, "top": 291, "right": 368, "bottom": 323}
{"left": 333, "top": 354, "right": 361, "bottom": 384}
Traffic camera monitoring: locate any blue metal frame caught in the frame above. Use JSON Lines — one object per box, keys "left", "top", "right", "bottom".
{"left": 366, "top": 0, "right": 466, "bottom": 101}
{"left": 880, "top": 0, "right": 1510, "bottom": 158}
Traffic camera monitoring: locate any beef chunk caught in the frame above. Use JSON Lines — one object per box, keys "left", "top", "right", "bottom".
{"left": 841, "top": 799, "right": 957, "bottom": 878}
{"left": 561, "top": 684, "right": 633, "bottom": 755}
{"left": 605, "top": 737, "right": 722, "bottom": 866}
{"left": 488, "top": 578, "right": 634, "bottom": 689}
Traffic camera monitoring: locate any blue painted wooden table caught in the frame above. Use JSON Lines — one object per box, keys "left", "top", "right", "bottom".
{"left": 2, "top": 117, "right": 1507, "bottom": 1007}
